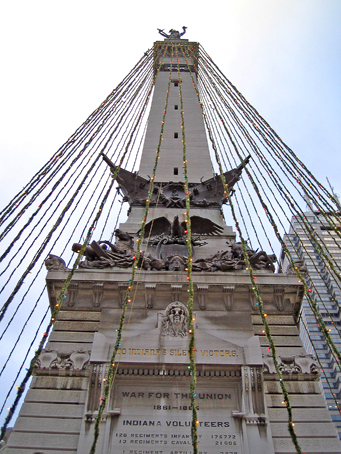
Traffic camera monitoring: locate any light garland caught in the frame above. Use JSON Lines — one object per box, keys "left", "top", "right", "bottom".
{"left": 175, "top": 44, "right": 199, "bottom": 454}
{"left": 180, "top": 44, "right": 303, "bottom": 454}
{"left": 196, "top": 61, "right": 341, "bottom": 347}
{"left": 0, "top": 38, "right": 340, "bottom": 454}
{"left": 88, "top": 43, "right": 170, "bottom": 454}
{"left": 0, "top": 173, "right": 116, "bottom": 438}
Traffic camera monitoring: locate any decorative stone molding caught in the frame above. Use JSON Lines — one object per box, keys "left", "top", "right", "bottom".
{"left": 145, "top": 284, "right": 156, "bottom": 309}
{"left": 238, "top": 366, "right": 266, "bottom": 424}
{"left": 197, "top": 285, "right": 208, "bottom": 310}
{"left": 273, "top": 287, "right": 285, "bottom": 311}
{"left": 244, "top": 366, "right": 249, "bottom": 392}
{"left": 87, "top": 363, "right": 109, "bottom": 414}
{"left": 263, "top": 353, "right": 319, "bottom": 375}
{"left": 118, "top": 283, "right": 128, "bottom": 307}
{"left": 171, "top": 284, "right": 182, "bottom": 301}
{"left": 223, "top": 286, "right": 235, "bottom": 311}
{"left": 250, "top": 367, "right": 256, "bottom": 392}
{"left": 92, "top": 283, "right": 104, "bottom": 307}
{"left": 116, "top": 367, "right": 241, "bottom": 377}
{"left": 161, "top": 301, "right": 188, "bottom": 337}
{"left": 256, "top": 366, "right": 262, "bottom": 392}
{"left": 67, "top": 283, "right": 79, "bottom": 307}
{"left": 35, "top": 349, "right": 90, "bottom": 370}
{"left": 249, "top": 288, "right": 257, "bottom": 310}
{"left": 232, "top": 412, "right": 267, "bottom": 425}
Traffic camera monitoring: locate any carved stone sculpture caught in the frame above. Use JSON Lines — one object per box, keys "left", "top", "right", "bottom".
{"left": 157, "top": 27, "right": 187, "bottom": 40}
{"left": 101, "top": 153, "right": 250, "bottom": 210}
{"left": 35, "top": 349, "right": 90, "bottom": 370}
{"left": 286, "top": 259, "right": 307, "bottom": 275}
{"left": 45, "top": 255, "right": 69, "bottom": 271}
{"left": 165, "top": 254, "right": 187, "bottom": 271}
{"left": 70, "top": 229, "right": 276, "bottom": 274}
{"left": 161, "top": 302, "right": 189, "bottom": 337}
{"left": 262, "top": 353, "right": 320, "bottom": 375}
{"left": 142, "top": 215, "right": 223, "bottom": 239}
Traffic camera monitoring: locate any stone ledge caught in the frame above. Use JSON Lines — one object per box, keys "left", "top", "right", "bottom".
{"left": 57, "top": 311, "right": 101, "bottom": 321}
{"left": 31, "top": 375, "right": 88, "bottom": 390}
{"left": 20, "top": 402, "right": 84, "bottom": 418}
{"left": 254, "top": 325, "right": 298, "bottom": 336}
{"left": 268, "top": 407, "right": 332, "bottom": 422}
{"left": 273, "top": 436, "right": 341, "bottom": 453}
{"left": 25, "top": 389, "right": 87, "bottom": 404}
{"left": 49, "top": 332, "right": 94, "bottom": 342}
{"left": 266, "top": 393, "right": 326, "bottom": 408}
{"left": 259, "top": 336, "right": 303, "bottom": 347}
{"left": 270, "top": 421, "right": 338, "bottom": 437}
{"left": 10, "top": 416, "right": 82, "bottom": 433}
{"left": 264, "top": 381, "right": 322, "bottom": 394}
{"left": 252, "top": 315, "right": 296, "bottom": 325}
{"left": 53, "top": 321, "right": 99, "bottom": 332}
{"left": 6, "top": 432, "right": 78, "bottom": 450}
{"left": 3, "top": 449, "right": 77, "bottom": 454}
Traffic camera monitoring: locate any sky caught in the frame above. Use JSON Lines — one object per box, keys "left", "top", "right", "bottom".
{"left": 0, "top": 0, "right": 341, "bottom": 427}
{"left": 1, "top": 1, "right": 341, "bottom": 201}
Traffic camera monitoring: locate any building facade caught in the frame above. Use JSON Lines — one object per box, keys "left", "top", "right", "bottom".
{"left": 280, "top": 207, "right": 341, "bottom": 439}
{"left": 2, "top": 37, "right": 341, "bottom": 454}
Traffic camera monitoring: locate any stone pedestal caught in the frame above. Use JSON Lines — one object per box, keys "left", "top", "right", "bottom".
{"left": 4, "top": 269, "right": 340, "bottom": 453}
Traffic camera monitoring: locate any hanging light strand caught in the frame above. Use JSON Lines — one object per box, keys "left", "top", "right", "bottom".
{"left": 88, "top": 42, "right": 170, "bottom": 454}
{"left": 176, "top": 43, "right": 199, "bottom": 454}
{"left": 181, "top": 45, "right": 302, "bottom": 454}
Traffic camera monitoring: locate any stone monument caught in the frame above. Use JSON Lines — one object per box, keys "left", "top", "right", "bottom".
{"left": 2, "top": 32, "right": 340, "bottom": 454}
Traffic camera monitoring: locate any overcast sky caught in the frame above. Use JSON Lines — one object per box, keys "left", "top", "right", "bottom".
{"left": 1, "top": 1, "right": 340, "bottom": 201}
{"left": 0, "top": 0, "right": 341, "bottom": 427}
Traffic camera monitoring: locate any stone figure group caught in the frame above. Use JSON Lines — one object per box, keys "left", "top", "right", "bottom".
{"left": 61, "top": 228, "right": 277, "bottom": 273}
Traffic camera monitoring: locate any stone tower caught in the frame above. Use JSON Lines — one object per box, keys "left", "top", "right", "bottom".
{"left": 3, "top": 35, "right": 341, "bottom": 454}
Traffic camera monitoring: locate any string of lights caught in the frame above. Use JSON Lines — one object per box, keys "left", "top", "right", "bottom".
{"left": 196, "top": 59, "right": 341, "bottom": 341}
{"left": 0, "top": 39, "right": 340, "bottom": 454}
{"left": 0, "top": 173, "right": 116, "bottom": 437}
{"left": 0, "top": 49, "right": 154, "bottom": 226}
{"left": 0, "top": 49, "right": 160, "bottom": 414}
{"left": 181, "top": 43, "right": 303, "bottom": 453}
{"left": 88, "top": 43, "right": 170, "bottom": 454}
{"left": 175, "top": 46, "right": 199, "bottom": 454}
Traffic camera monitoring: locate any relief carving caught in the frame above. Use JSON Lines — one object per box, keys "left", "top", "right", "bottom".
{"left": 35, "top": 349, "right": 90, "bottom": 370}
{"left": 262, "top": 353, "right": 320, "bottom": 375}
{"left": 67, "top": 283, "right": 79, "bottom": 307}
{"left": 68, "top": 228, "right": 276, "bottom": 274}
{"left": 92, "top": 283, "right": 104, "bottom": 307}
{"left": 249, "top": 289, "right": 258, "bottom": 310}
{"left": 223, "top": 286, "right": 234, "bottom": 311}
{"left": 273, "top": 287, "right": 285, "bottom": 311}
{"left": 161, "top": 302, "right": 188, "bottom": 338}
{"left": 197, "top": 285, "right": 208, "bottom": 310}
{"left": 118, "top": 283, "right": 128, "bottom": 308}
{"left": 145, "top": 284, "right": 156, "bottom": 309}
{"left": 171, "top": 285, "right": 182, "bottom": 302}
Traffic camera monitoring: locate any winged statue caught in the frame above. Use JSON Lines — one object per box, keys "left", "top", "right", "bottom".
{"left": 142, "top": 215, "right": 223, "bottom": 238}
{"left": 157, "top": 27, "right": 187, "bottom": 39}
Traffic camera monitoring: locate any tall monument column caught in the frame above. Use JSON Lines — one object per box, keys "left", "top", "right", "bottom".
{"left": 2, "top": 30, "right": 340, "bottom": 454}
{"left": 138, "top": 41, "right": 214, "bottom": 183}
